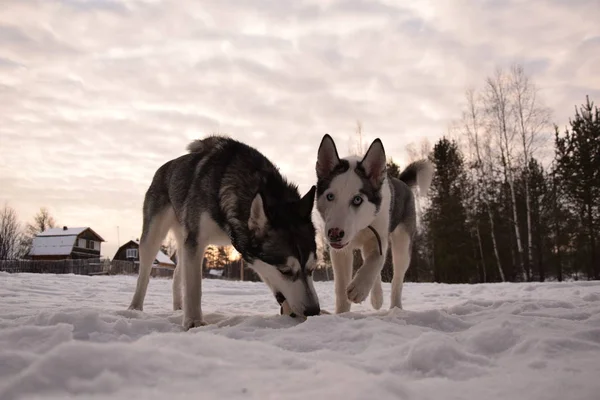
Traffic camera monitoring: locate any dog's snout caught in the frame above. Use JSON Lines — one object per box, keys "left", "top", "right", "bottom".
{"left": 327, "top": 228, "right": 345, "bottom": 241}
{"left": 304, "top": 304, "right": 321, "bottom": 317}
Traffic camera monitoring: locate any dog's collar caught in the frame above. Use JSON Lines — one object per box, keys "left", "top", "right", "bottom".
{"left": 367, "top": 225, "right": 383, "bottom": 256}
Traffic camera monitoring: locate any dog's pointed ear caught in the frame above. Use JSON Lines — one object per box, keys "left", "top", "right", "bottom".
{"left": 360, "top": 138, "right": 387, "bottom": 188}
{"left": 297, "top": 185, "right": 316, "bottom": 218}
{"left": 316, "top": 134, "right": 340, "bottom": 179}
{"left": 249, "top": 193, "right": 268, "bottom": 235}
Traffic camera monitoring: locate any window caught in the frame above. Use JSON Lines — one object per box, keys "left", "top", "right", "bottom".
{"left": 86, "top": 240, "right": 96, "bottom": 250}
{"left": 126, "top": 248, "right": 138, "bottom": 259}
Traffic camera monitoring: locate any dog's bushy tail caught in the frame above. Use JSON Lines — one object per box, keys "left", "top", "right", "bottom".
{"left": 187, "top": 135, "right": 229, "bottom": 153}
{"left": 398, "top": 160, "right": 434, "bottom": 195}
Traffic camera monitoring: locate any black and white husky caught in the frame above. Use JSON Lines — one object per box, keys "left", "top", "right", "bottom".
{"left": 128, "top": 136, "right": 320, "bottom": 330}
{"left": 315, "top": 134, "right": 433, "bottom": 313}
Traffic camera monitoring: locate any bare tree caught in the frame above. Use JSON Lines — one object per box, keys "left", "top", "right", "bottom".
{"left": 483, "top": 68, "right": 527, "bottom": 281}
{"left": 21, "top": 207, "right": 57, "bottom": 256}
{"left": 0, "top": 204, "right": 23, "bottom": 260}
{"left": 463, "top": 88, "right": 505, "bottom": 282}
{"left": 406, "top": 138, "right": 432, "bottom": 164}
{"left": 348, "top": 120, "right": 368, "bottom": 155}
{"left": 26, "top": 207, "right": 57, "bottom": 237}
{"left": 509, "top": 64, "right": 552, "bottom": 282}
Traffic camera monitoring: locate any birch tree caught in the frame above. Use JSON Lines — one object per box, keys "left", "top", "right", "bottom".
{"left": 509, "top": 64, "right": 552, "bottom": 283}
{"left": 463, "top": 89, "right": 505, "bottom": 282}
{"left": 483, "top": 68, "right": 527, "bottom": 281}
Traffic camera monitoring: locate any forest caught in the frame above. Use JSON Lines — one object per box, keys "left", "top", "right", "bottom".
{"left": 363, "top": 64, "right": 600, "bottom": 284}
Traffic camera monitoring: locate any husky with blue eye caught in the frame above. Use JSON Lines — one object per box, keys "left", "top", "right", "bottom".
{"left": 128, "top": 135, "right": 320, "bottom": 330}
{"left": 314, "top": 134, "right": 433, "bottom": 313}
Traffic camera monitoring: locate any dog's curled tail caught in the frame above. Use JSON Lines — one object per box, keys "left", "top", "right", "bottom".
{"left": 398, "top": 159, "right": 434, "bottom": 195}
{"left": 186, "top": 135, "right": 229, "bottom": 153}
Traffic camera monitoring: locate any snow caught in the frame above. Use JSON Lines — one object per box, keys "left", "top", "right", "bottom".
{"left": 154, "top": 251, "right": 174, "bottom": 266}
{"left": 28, "top": 236, "right": 77, "bottom": 256}
{"left": 1, "top": 273, "right": 599, "bottom": 400}
{"left": 37, "top": 228, "right": 89, "bottom": 237}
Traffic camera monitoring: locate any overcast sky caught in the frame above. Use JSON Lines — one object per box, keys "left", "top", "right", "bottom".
{"left": 1, "top": 0, "right": 599, "bottom": 258}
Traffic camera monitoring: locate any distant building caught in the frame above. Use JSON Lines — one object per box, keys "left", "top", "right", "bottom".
{"left": 28, "top": 226, "right": 105, "bottom": 260}
{"left": 112, "top": 239, "right": 176, "bottom": 270}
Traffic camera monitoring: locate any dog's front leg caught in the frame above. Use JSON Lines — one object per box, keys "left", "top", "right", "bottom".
{"left": 330, "top": 248, "right": 353, "bottom": 313}
{"left": 347, "top": 240, "right": 388, "bottom": 304}
{"left": 172, "top": 264, "right": 182, "bottom": 311}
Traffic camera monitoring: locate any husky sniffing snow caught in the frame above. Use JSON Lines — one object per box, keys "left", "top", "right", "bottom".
{"left": 315, "top": 134, "right": 433, "bottom": 313}
{"left": 128, "top": 136, "right": 320, "bottom": 330}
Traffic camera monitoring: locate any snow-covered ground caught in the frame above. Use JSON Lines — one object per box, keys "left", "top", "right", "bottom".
{"left": 1, "top": 272, "right": 599, "bottom": 400}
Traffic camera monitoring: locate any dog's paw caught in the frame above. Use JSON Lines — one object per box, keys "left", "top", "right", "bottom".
{"left": 128, "top": 304, "right": 143, "bottom": 312}
{"left": 347, "top": 276, "right": 373, "bottom": 304}
{"left": 183, "top": 317, "right": 206, "bottom": 331}
{"left": 370, "top": 286, "right": 384, "bottom": 310}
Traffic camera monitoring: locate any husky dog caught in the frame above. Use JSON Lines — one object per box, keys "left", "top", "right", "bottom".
{"left": 128, "top": 136, "right": 320, "bottom": 330}
{"left": 315, "top": 134, "right": 433, "bottom": 313}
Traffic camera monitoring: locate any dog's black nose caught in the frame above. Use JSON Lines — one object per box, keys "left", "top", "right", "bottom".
{"left": 304, "top": 305, "right": 321, "bottom": 317}
{"left": 327, "top": 228, "right": 345, "bottom": 241}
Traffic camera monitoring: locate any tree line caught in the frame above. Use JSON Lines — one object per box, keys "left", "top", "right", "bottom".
{"left": 404, "top": 65, "right": 599, "bottom": 283}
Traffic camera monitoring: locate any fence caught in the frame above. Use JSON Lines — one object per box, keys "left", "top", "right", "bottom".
{"left": 109, "top": 260, "right": 138, "bottom": 276}
{"left": 0, "top": 258, "right": 108, "bottom": 275}
{"left": 0, "top": 257, "right": 335, "bottom": 281}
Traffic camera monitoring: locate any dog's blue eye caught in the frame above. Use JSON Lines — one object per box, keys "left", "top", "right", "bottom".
{"left": 352, "top": 196, "right": 363, "bottom": 206}
{"left": 326, "top": 193, "right": 335, "bottom": 201}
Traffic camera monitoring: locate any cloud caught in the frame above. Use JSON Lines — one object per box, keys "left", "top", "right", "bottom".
{"left": 1, "top": 0, "right": 599, "bottom": 258}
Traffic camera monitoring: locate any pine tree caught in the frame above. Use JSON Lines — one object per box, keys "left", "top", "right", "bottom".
{"left": 554, "top": 96, "right": 600, "bottom": 280}
{"left": 424, "top": 138, "right": 477, "bottom": 283}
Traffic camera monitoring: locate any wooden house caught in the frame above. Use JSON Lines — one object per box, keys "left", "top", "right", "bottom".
{"left": 28, "top": 226, "right": 105, "bottom": 260}
{"left": 112, "top": 240, "right": 176, "bottom": 269}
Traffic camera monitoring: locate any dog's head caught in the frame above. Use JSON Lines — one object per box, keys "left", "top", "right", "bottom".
{"left": 315, "top": 134, "right": 387, "bottom": 250}
{"left": 247, "top": 186, "right": 320, "bottom": 317}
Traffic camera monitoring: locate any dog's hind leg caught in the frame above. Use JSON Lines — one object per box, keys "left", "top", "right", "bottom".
{"left": 171, "top": 225, "right": 185, "bottom": 311}
{"left": 129, "top": 205, "right": 176, "bottom": 311}
{"left": 370, "top": 273, "right": 384, "bottom": 310}
{"left": 331, "top": 249, "right": 353, "bottom": 313}
{"left": 181, "top": 230, "right": 207, "bottom": 330}
{"left": 390, "top": 225, "right": 412, "bottom": 310}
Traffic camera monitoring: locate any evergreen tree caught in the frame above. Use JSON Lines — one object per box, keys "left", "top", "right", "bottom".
{"left": 554, "top": 96, "right": 600, "bottom": 280}
{"left": 424, "top": 138, "right": 477, "bottom": 283}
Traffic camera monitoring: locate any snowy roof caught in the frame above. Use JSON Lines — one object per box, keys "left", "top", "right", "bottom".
{"left": 37, "top": 227, "right": 87, "bottom": 237}
{"left": 155, "top": 249, "right": 175, "bottom": 266}
{"left": 37, "top": 227, "right": 105, "bottom": 241}
{"left": 29, "top": 235, "right": 77, "bottom": 256}
{"left": 130, "top": 240, "right": 175, "bottom": 266}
